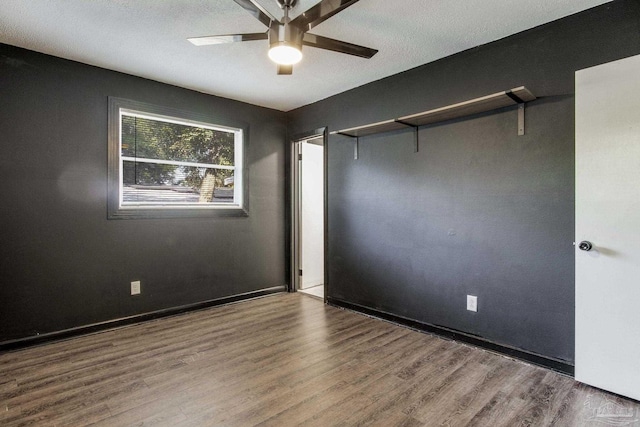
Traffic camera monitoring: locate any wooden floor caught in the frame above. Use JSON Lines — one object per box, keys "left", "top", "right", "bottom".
{"left": 1, "top": 294, "right": 639, "bottom": 426}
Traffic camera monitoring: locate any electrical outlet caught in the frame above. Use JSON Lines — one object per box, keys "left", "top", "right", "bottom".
{"left": 467, "top": 295, "right": 477, "bottom": 312}
{"left": 131, "top": 281, "right": 141, "bottom": 295}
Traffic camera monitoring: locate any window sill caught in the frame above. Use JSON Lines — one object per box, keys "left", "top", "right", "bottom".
{"left": 107, "top": 205, "right": 249, "bottom": 220}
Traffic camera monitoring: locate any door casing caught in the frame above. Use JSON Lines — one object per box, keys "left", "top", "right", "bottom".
{"left": 289, "top": 127, "right": 328, "bottom": 299}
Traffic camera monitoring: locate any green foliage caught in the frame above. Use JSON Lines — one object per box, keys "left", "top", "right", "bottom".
{"left": 121, "top": 116, "right": 234, "bottom": 190}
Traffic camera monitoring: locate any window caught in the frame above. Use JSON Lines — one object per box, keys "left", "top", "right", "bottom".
{"left": 108, "top": 98, "right": 248, "bottom": 219}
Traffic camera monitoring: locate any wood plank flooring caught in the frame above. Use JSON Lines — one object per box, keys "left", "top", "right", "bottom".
{"left": 1, "top": 293, "right": 639, "bottom": 426}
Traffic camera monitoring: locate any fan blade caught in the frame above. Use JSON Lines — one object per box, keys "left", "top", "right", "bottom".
{"left": 277, "top": 64, "right": 293, "bottom": 75}
{"left": 303, "top": 33, "right": 377, "bottom": 58}
{"left": 188, "top": 33, "right": 268, "bottom": 46}
{"left": 291, "top": 0, "right": 360, "bottom": 31}
{"left": 233, "top": 0, "right": 279, "bottom": 28}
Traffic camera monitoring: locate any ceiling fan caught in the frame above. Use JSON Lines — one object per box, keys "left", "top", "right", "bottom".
{"left": 188, "top": 0, "right": 378, "bottom": 75}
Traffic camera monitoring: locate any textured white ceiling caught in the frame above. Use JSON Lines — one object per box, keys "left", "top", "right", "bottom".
{"left": 0, "top": 0, "right": 611, "bottom": 111}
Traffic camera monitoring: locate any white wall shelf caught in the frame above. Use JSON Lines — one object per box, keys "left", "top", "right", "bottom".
{"left": 332, "top": 86, "right": 536, "bottom": 139}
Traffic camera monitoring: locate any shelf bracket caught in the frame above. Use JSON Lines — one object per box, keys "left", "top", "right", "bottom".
{"left": 517, "top": 103, "right": 525, "bottom": 136}
{"left": 395, "top": 120, "right": 420, "bottom": 152}
{"left": 337, "top": 132, "right": 359, "bottom": 159}
{"left": 354, "top": 137, "right": 359, "bottom": 159}
{"left": 505, "top": 90, "right": 527, "bottom": 136}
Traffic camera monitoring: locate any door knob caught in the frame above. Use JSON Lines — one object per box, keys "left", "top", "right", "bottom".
{"left": 579, "top": 241, "right": 593, "bottom": 251}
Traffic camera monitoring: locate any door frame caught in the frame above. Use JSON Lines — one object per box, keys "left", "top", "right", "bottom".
{"left": 289, "top": 127, "right": 328, "bottom": 300}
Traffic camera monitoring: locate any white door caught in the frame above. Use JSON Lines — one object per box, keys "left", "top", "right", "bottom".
{"left": 299, "top": 140, "right": 324, "bottom": 290}
{"left": 575, "top": 54, "right": 640, "bottom": 401}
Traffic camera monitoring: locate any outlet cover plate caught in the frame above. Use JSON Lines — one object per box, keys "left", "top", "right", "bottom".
{"left": 467, "top": 295, "right": 477, "bottom": 312}
{"left": 131, "top": 281, "right": 141, "bottom": 295}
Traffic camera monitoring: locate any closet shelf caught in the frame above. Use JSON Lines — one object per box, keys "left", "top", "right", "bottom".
{"left": 332, "top": 86, "right": 536, "bottom": 138}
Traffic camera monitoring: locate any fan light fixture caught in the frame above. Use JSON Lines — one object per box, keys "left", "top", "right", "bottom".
{"left": 268, "top": 1, "right": 302, "bottom": 66}
{"left": 268, "top": 43, "right": 302, "bottom": 65}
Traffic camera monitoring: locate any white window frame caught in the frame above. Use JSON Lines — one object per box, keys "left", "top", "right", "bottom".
{"left": 108, "top": 97, "right": 248, "bottom": 219}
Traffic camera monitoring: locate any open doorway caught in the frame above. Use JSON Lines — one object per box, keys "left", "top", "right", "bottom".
{"left": 291, "top": 128, "right": 327, "bottom": 300}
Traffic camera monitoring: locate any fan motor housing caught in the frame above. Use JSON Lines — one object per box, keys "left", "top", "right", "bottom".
{"left": 269, "top": 21, "right": 303, "bottom": 51}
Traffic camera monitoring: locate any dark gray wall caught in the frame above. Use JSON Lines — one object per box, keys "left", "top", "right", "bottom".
{"left": 288, "top": 0, "right": 640, "bottom": 362}
{"left": 0, "top": 44, "right": 288, "bottom": 343}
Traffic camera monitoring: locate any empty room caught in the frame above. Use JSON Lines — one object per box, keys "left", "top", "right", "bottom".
{"left": 1, "top": 0, "right": 640, "bottom": 425}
